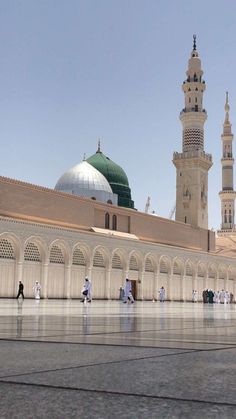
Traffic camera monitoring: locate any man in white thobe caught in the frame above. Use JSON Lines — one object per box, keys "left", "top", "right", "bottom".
{"left": 192, "top": 290, "right": 198, "bottom": 302}
{"left": 123, "top": 278, "right": 134, "bottom": 303}
{"left": 33, "top": 281, "right": 41, "bottom": 300}
{"left": 220, "top": 290, "right": 225, "bottom": 304}
{"left": 159, "top": 286, "right": 165, "bottom": 302}
{"left": 214, "top": 291, "right": 220, "bottom": 304}
{"left": 225, "top": 291, "right": 230, "bottom": 304}
{"left": 81, "top": 277, "right": 92, "bottom": 302}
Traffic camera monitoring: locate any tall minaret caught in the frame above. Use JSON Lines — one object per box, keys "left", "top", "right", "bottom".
{"left": 173, "top": 35, "right": 213, "bottom": 229}
{"left": 219, "top": 92, "right": 236, "bottom": 232}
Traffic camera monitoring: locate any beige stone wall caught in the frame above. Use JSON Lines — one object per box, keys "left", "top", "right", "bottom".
{"left": 0, "top": 176, "right": 215, "bottom": 252}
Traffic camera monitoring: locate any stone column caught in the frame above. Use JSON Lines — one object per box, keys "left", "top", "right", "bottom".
{"left": 153, "top": 272, "right": 158, "bottom": 301}
{"left": 168, "top": 267, "right": 173, "bottom": 301}
{"left": 16, "top": 260, "right": 23, "bottom": 295}
{"left": 180, "top": 274, "right": 185, "bottom": 301}
{"left": 105, "top": 268, "right": 111, "bottom": 300}
{"left": 139, "top": 270, "right": 144, "bottom": 300}
{"left": 42, "top": 262, "right": 49, "bottom": 299}
{"left": 192, "top": 270, "right": 197, "bottom": 302}
{"left": 65, "top": 264, "right": 72, "bottom": 299}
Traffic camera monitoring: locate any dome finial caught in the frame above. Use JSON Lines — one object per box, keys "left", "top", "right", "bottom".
{"left": 193, "top": 34, "right": 197, "bottom": 51}
{"left": 97, "top": 138, "right": 101, "bottom": 153}
{"left": 83, "top": 153, "right": 86, "bottom": 161}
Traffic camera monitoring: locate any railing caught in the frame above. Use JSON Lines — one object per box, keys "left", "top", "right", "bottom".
{"left": 173, "top": 150, "right": 212, "bottom": 162}
{"left": 180, "top": 108, "right": 206, "bottom": 114}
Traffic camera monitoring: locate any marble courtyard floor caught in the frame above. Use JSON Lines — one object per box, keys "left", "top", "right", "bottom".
{"left": 0, "top": 300, "right": 236, "bottom": 418}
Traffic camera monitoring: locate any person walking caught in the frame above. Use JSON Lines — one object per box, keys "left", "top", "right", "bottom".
{"left": 123, "top": 278, "right": 134, "bottom": 304}
{"left": 16, "top": 281, "right": 24, "bottom": 299}
{"left": 208, "top": 289, "right": 214, "bottom": 304}
{"left": 192, "top": 290, "right": 198, "bottom": 302}
{"left": 202, "top": 289, "right": 208, "bottom": 303}
{"left": 33, "top": 281, "right": 41, "bottom": 300}
{"left": 81, "top": 276, "right": 92, "bottom": 302}
{"left": 220, "top": 289, "right": 225, "bottom": 304}
{"left": 159, "top": 286, "right": 165, "bottom": 302}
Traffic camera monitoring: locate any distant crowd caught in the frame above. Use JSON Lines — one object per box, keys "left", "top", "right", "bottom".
{"left": 192, "top": 289, "right": 234, "bottom": 304}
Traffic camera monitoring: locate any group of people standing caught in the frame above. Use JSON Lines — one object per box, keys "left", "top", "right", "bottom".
{"left": 202, "top": 289, "right": 233, "bottom": 304}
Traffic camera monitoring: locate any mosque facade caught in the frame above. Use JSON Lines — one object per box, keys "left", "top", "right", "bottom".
{"left": 0, "top": 38, "right": 236, "bottom": 301}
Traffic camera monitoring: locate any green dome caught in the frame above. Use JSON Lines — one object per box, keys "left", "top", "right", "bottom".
{"left": 86, "top": 147, "right": 134, "bottom": 209}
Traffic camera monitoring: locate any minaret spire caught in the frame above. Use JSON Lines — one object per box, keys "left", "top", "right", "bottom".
{"left": 218, "top": 93, "right": 236, "bottom": 233}
{"left": 224, "top": 91, "right": 230, "bottom": 124}
{"left": 193, "top": 34, "right": 197, "bottom": 51}
{"left": 173, "top": 37, "right": 213, "bottom": 229}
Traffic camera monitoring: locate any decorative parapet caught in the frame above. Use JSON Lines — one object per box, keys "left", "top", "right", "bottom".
{"left": 219, "top": 190, "right": 236, "bottom": 196}
{"left": 217, "top": 228, "right": 236, "bottom": 236}
{"left": 180, "top": 108, "right": 206, "bottom": 115}
{"left": 173, "top": 150, "right": 212, "bottom": 162}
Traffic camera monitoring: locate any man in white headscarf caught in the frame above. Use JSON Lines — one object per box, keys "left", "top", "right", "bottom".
{"left": 81, "top": 276, "right": 92, "bottom": 302}
{"left": 220, "top": 290, "right": 225, "bottom": 304}
{"left": 33, "top": 281, "right": 41, "bottom": 300}
{"left": 159, "top": 286, "right": 165, "bottom": 302}
{"left": 123, "top": 278, "right": 134, "bottom": 304}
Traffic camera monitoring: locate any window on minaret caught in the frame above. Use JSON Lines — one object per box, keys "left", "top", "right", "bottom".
{"left": 105, "top": 212, "right": 110, "bottom": 229}
{"left": 189, "top": 97, "right": 191, "bottom": 103}
{"left": 224, "top": 210, "right": 227, "bottom": 223}
{"left": 229, "top": 210, "right": 232, "bottom": 223}
{"left": 112, "top": 215, "right": 117, "bottom": 231}
{"left": 195, "top": 97, "right": 197, "bottom": 103}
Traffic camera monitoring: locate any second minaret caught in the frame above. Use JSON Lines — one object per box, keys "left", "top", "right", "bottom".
{"left": 173, "top": 36, "right": 212, "bottom": 229}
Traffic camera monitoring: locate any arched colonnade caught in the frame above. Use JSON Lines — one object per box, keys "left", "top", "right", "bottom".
{"left": 0, "top": 233, "right": 235, "bottom": 301}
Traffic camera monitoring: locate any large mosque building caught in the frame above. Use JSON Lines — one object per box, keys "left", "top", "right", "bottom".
{"left": 0, "top": 37, "right": 235, "bottom": 301}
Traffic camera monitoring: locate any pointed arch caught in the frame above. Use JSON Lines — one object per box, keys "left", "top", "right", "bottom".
{"left": 159, "top": 255, "right": 171, "bottom": 274}
{"left": 111, "top": 248, "right": 126, "bottom": 270}
{"left": 0, "top": 237, "right": 16, "bottom": 260}
{"left": 218, "top": 264, "right": 227, "bottom": 280}
{"left": 185, "top": 260, "right": 194, "bottom": 277}
{"left": 228, "top": 266, "right": 235, "bottom": 281}
{"left": 197, "top": 261, "right": 207, "bottom": 278}
{"left": 92, "top": 245, "right": 110, "bottom": 268}
{"left": 208, "top": 263, "right": 217, "bottom": 279}
{"left": 0, "top": 232, "right": 21, "bottom": 260}
{"left": 173, "top": 257, "right": 184, "bottom": 276}
{"left": 128, "top": 250, "right": 143, "bottom": 272}
{"left": 112, "top": 252, "right": 123, "bottom": 270}
{"left": 23, "top": 236, "right": 47, "bottom": 263}
{"left": 49, "top": 240, "right": 70, "bottom": 265}
{"left": 144, "top": 253, "right": 156, "bottom": 273}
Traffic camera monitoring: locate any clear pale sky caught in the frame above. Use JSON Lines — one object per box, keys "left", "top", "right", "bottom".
{"left": 1, "top": 0, "right": 236, "bottom": 230}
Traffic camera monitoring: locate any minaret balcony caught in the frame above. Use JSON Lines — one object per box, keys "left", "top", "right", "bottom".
{"left": 173, "top": 150, "right": 212, "bottom": 162}
{"left": 221, "top": 157, "right": 234, "bottom": 164}
{"left": 218, "top": 227, "right": 236, "bottom": 235}
{"left": 219, "top": 190, "right": 236, "bottom": 200}
{"left": 180, "top": 108, "right": 206, "bottom": 115}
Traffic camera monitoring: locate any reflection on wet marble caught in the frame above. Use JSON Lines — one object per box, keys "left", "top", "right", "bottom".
{"left": 1, "top": 299, "right": 236, "bottom": 418}
{"left": 0, "top": 299, "right": 236, "bottom": 349}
